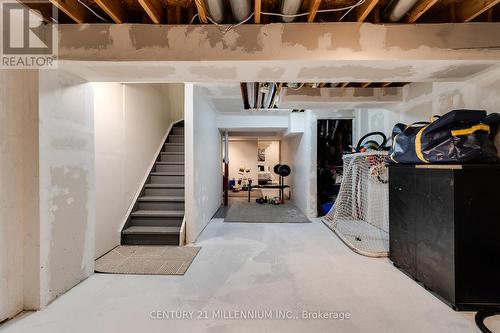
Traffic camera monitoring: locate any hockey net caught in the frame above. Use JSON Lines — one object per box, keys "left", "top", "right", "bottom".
{"left": 322, "top": 151, "right": 389, "bottom": 257}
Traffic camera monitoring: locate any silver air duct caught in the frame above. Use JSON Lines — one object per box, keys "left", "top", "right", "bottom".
{"left": 205, "top": 0, "right": 224, "bottom": 23}
{"left": 387, "top": 0, "right": 419, "bottom": 22}
{"left": 280, "top": 0, "right": 302, "bottom": 23}
{"left": 229, "top": 0, "right": 251, "bottom": 22}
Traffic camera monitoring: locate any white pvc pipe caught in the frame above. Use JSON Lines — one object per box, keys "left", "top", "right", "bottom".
{"left": 388, "top": 0, "right": 419, "bottom": 22}
{"left": 229, "top": 0, "right": 251, "bottom": 22}
{"left": 281, "top": 0, "right": 302, "bottom": 23}
{"left": 205, "top": 0, "right": 224, "bottom": 23}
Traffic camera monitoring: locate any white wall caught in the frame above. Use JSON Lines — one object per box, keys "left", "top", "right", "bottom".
{"left": 0, "top": 70, "right": 39, "bottom": 321}
{"left": 38, "top": 70, "right": 95, "bottom": 307}
{"left": 228, "top": 140, "right": 280, "bottom": 183}
{"left": 185, "top": 84, "right": 222, "bottom": 243}
{"left": 94, "top": 83, "right": 183, "bottom": 258}
{"left": 160, "top": 83, "right": 185, "bottom": 124}
{"left": 354, "top": 108, "right": 400, "bottom": 144}
{"left": 282, "top": 111, "right": 317, "bottom": 218}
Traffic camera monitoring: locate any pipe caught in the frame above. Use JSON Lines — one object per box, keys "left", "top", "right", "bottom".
{"left": 280, "top": 0, "right": 302, "bottom": 23}
{"left": 387, "top": 0, "right": 419, "bottom": 22}
{"left": 246, "top": 83, "right": 255, "bottom": 109}
{"left": 205, "top": 0, "right": 224, "bottom": 23}
{"left": 262, "top": 83, "right": 276, "bottom": 109}
{"left": 228, "top": 0, "right": 251, "bottom": 22}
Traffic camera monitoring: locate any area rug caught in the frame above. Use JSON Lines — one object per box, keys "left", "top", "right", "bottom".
{"left": 95, "top": 245, "right": 200, "bottom": 275}
{"left": 224, "top": 201, "right": 310, "bottom": 223}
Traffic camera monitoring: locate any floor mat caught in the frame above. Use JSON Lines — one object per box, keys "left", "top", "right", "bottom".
{"left": 224, "top": 201, "right": 310, "bottom": 223}
{"left": 95, "top": 246, "right": 200, "bottom": 275}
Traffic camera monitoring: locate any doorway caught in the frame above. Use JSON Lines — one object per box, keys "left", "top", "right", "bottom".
{"left": 316, "top": 119, "right": 353, "bottom": 216}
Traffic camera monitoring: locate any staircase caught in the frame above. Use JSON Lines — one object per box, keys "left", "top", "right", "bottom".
{"left": 121, "top": 121, "right": 185, "bottom": 245}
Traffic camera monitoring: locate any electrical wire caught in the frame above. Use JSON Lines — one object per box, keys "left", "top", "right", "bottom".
{"left": 77, "top": 0, "right": 110, "bottom": 23}
{"left": 191, "top": 0, "right": 366, "bottom": 32}
{"left": 207, "top": 12, "right": 255, "bottom": 33}
{"left": 287, "top": 83, "right": 305, "bottom": 90}
{"left": 260, "top": 0, "right": 365, "bottom": 19}
{"left": 190, "top": 13, "right": 200, "bottom": 24}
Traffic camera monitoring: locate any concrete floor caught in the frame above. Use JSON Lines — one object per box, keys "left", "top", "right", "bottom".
{"left": 1, "top": 219, "right": 498, "bottom": 333}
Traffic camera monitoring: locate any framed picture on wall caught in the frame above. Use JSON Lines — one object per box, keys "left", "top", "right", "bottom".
{"left": 258, "top": 148, "right": 265, "bottom": 161}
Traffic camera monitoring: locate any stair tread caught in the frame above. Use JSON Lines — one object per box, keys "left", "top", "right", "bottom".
{"left": 144, "top": 183, "right": 184, "bottom": 188}
{"left": 160, "top": 152, "right": 184, "bottom": 155}
{"left": 165, "top": 143, "right": 184, "bottom": 145}
{"left": 155, "top": 162, "right": 184, "bottom": 165}
{"left": 131, "top": 210, "right": 184, "bottom": 217}
{"left": 123, "top": 226, "right": 180, "bottom": 235}
{"left": 150, "top": 172, "right": 184, "bottom": 176}
{"left": 138, "top": 196, "right": 184, "bottom": 202}
{"left": 169, "top": 135, "right": 184, "bottom": 137}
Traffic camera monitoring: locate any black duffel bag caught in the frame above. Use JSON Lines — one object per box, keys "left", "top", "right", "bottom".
{"left": 387, "top": 110, "right": 499, "bottom": 164}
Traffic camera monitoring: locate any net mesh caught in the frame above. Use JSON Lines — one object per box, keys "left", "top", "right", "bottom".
{"left": 322, "top": 151, "right": 389, "bottom": 257}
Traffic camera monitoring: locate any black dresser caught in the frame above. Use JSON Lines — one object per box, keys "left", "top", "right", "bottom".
{"left": 388, "top": 164, "right": 500, "bottom": 311}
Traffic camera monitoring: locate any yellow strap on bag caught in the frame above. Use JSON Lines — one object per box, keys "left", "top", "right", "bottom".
{"left": 451, "top": 124, "right": 490, "bottom": 136}
{"left": 415, "top": 125, "right": 430, "bottom": 164}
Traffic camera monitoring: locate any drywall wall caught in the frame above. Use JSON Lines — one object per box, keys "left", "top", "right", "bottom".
{"left": 228, "top": 140, "right": 280, "bottom": 184}
{"left": 160, "top": 83, "right": 185, "bottom": 124}
{"left": 57, "top": 23, "right": 500, "bottom": 62}
{"left": 94, "top": 83, "right": 182, "bottom": 258}
{"left": 38, "top": 70, "right": 95, "bottom": 307}
{"left": 282, "top": 111, "right": 316, "bottom": 218}
{"left": 354, "top": 108, "right": 400, "bottom": 144}
{"left": 0, "top": 70, "right": 39, "bottom": 321}
{"left": 185, "top": 84, "right": 222, "bottom": 243}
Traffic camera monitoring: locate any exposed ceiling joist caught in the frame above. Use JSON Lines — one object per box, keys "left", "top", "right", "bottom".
{"left": 95, "top": 0, "right": 124, "bottom": 24}
{"left": 138, "top": 0, "right": 163, "bottom": 23}
{"left": 194, "top": 0, "right": 208, "bottom": 23}
{"left": 381, "top": 82, "right": 392, "bottom": 87}
{"left": 49, "top": 0, "right": 88, "bottom": 23}
{"left": 405, "top": 0, "right": 438, "bottom": 23}
{"left": 361, "top": 82, "right": 371, "bottom": 88}
{"left": 307, "top": 0, "right": 322, "bottom": 22}
{"left": 254, "top": 0, "right": 261, "bottom": 23}
{"left": 457, "top": 0, "right": 500, "bottom": 22}
{"left": 340, "top": 82, "right": 349, "bottom": 88}
{"left": 356, "top": 0, "right": 379, "bottom": 22}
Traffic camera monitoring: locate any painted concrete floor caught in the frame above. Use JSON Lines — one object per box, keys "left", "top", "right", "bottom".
{"left": 1, "top": 219, "right": 499, "bottom": 333}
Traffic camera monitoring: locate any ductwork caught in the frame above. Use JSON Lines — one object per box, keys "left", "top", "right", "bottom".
{"left": 262, "top": 83, "right": 276, "bottom": 109}
{"left": 280, "top": 0, "right": 302, "bottom": 23}
{"left": 229, "top": 0, "right": 251, "bottom": 22}
{"left": 205, "top": 0, "right": 224, "bottom": 23}
{"left": 246, "top": 83, "right": 256, "bottom": 109}
{"left": 387, "top": 0, "right": 419, "bottom": 22}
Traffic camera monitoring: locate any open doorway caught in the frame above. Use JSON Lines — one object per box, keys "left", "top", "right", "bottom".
{"left": 316, "top": 119, "right": 353, "bottom": 216}
{"left": 216, "top": 132, "right": 308, "bottom": 223}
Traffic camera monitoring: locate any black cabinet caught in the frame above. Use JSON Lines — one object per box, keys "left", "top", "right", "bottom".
{"left": 388, "top": 164, "right": 500, "bottom": 311}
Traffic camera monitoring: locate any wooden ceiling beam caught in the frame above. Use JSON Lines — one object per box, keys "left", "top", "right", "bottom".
{"left": 356, "top": 0, "right": 379, "bottom": 22}
{"left": 138, "top": 0, "right": 163, "bottom": 24}
{"left": 254, "top": 0, "right": 261, "bottom": 23}
{"left": 307, "top": 0, "right": 322, "bottom": 22}
{"left": 456, "top": 0, "right": 500, "bottom": 22}
{"left": 361, "top": 82, "right": 371, "bottom": 88}
{"left": 95, "top": 0, "right": 124, "bottom": 24}
{"left": 405, "top": 0, "right": 438, "bottom": 23}
{"left": 194, "top": 0, "right": 208, "bottom": 23}
{"left": 49, "top": 0, "right": 89, "bottom": 23}
{"left": 381, "top": 82, "right": 392, "bottom": 87}
{"left": 340, "top": 82, "right": 349, "bottom": 88}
